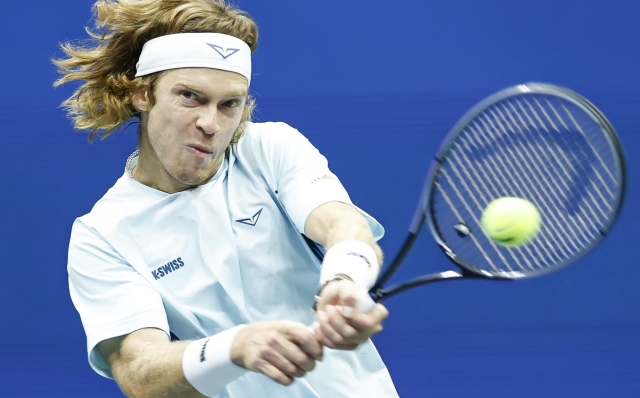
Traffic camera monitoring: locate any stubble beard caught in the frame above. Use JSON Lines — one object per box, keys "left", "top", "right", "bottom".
{"left": 169, "top": 152, "right": 225, "bottom": 188}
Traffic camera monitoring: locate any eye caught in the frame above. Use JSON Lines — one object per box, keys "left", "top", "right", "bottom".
{"left": 181, "top": 90, "right": 198, "bottom": 100}
{"left": 222, "top": 99, "right": 242, "bottom": 108}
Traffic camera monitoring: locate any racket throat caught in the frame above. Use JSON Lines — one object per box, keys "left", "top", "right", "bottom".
{"left": 371, "top": 270, "right": 466, "bottom": 302}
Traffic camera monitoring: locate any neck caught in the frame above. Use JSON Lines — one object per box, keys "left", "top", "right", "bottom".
{"left": 131, "top": 149, "right": 193, "bottom": 194}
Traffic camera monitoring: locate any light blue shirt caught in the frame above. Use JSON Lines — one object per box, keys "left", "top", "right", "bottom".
{"left": 68, "top": 122, "right": 397, "bottom": 397}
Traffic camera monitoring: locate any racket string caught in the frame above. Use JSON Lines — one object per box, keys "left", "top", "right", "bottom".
{"left": 488, "top": 101, "right": 605, "bottom": 240}
{"left": 544, "top": 97, "right": 618, "bottom": 191}
{"left": 525, "top": 96, "right": 616, "bottom": 216}
{"left": 439, "top": 162, "right": 523, "bottom": 273}
{"left": 448, "top": 142, "right": 562, "bottom": 268}
{"left": 491, "top": 99, "right": 610, "bottom": 237}
{"left": 516, "top": 98, "right": 614, "bottom": 236}
{"left": 467, "top": 114, "right": 590, "bottom": 254}
{"left": 446, "top": 148, "right": 550, "bottom": 271}
{"left": 522, "top": 95, "right": 617, "bottom": 197}
{"left": 457, "top": 122, "right": 580, "bottom": 265}
{"left": 431, "top": 92, "right": 620, "bottom": 276}
{"left": 433, "top": 178, "right": 507, "bottom": 274}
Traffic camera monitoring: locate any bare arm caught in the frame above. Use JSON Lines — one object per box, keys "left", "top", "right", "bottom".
{"left": 98, "top": 328, "right": 201, "bottom": 398}
{"left": 305, "top": 201, "right": 383, "bottom": 264}
{"left": 305, "top": 201, "right": 389, "bottom": 349}
{"left": 98, "top": 322, "right": 323, "bottom": 398}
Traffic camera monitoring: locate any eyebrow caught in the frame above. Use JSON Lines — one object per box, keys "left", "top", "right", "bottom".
{"left": 174, "top": 83, "right": 248, "bottom": 98}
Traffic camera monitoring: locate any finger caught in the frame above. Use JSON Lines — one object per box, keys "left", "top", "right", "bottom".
{"left": 286, "top": 324, "right": 324, "bottom": 361}
{"left": 254, "top": 358, "right": 295, "bottom": 386}
{"left": 331, "top": 342, "right": 359, "bottom": 350}
{"left": 313, "top": 326, "right": 360, "bottom": 350}
{"left": 325, "top": 305, "right": 360, "bottom": 339}
{"left": 347, "top": 303, "right": 389, "bottom": 331}
{"left": 316, "top": 309, "right": 344, "bottom": 347}
{"left": 270, "top": 331, "right": 317, "bottom": 373}
{"left": 316, "top": 280, "right": 357, "bottom": 311}
{"left": 283, "top": 351, "right": 316, "bottom": 374}
{"left": 313, "top": 318, "right": 337, "bottom": 349}
{"left": 261, "top": 345, "right": 308, "bottom": 378}
{"left": 319, "top": 306, "right": 365, "bottom": 346}
{"left": 330, "top": 304, "right": 387, "bottom": 346}
{"left": 337, "top": 289, "right": 359, "bottom": 309}
{"left": 329, "top": 282, "right": 361, "bottom": 311}
{"left": 313, "top": 320, "right": 361, "bottom": 350}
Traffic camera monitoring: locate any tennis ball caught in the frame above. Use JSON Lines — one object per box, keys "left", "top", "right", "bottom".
{"left": 481, "top": 197, "right": 541, "bottom": 247}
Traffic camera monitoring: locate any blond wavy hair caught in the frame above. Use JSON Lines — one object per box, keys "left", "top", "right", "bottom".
{"left": 54, "top": 0, "right": 258, "bottom": 142}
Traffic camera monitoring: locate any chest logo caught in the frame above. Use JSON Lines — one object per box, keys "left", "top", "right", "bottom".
{"left": 235, "top": 208, "right": 263, "bottom": 226}
{"left": 152, "top": 257, "right": 185, "bottom": 280}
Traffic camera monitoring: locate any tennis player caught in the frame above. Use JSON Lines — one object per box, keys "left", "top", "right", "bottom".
{"left": 56, "top": 1, "right": 398, "bottom": 397}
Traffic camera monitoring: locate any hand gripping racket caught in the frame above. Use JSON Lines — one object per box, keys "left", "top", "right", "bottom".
{"left": 357, "top": 83, "right": 626, "bottom": 311}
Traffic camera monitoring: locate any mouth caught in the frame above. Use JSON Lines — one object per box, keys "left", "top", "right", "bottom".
{"left": 187, "top": 144, "right": 213, "bottom": 155}
{"left": 186, "top": 144, "right": 214, "bottom": 161}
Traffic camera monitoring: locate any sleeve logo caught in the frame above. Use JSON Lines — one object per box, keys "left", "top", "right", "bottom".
{"left": 311, "top": 174, "right": 338, "bottom": 184}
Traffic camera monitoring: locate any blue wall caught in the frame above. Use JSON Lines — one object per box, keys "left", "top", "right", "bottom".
{"left": 1, "top": 1, "right": 639, "bottom": 396}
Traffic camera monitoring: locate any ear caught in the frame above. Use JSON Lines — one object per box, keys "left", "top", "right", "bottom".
{"left": 132, "top": 89, "right": 151, "bottom": 112}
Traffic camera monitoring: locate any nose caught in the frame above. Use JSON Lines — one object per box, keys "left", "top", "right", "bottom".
{"left": 195, "top": 107, "right": 220, "bottom": 135}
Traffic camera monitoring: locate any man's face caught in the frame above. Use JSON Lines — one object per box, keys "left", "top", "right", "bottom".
{"left": 134, "top": 68, "right": 248, "bottom": 193}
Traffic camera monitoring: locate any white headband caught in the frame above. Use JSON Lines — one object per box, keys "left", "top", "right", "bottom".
{"left": 135, "top": 33, "right": 252, "bottom": 86}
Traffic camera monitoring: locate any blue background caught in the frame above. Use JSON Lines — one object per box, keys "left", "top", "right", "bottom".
{"left": 1, "top": 0, "right": 639, "bottom": 396}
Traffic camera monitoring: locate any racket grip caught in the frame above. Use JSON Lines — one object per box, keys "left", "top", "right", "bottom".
{"left": 356, "top": 288, "right": 376, "bottom": 312}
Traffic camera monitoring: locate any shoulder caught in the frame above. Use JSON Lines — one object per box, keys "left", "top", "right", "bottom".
{"left": 235, "top": 121, "right": 317, "bottom": 159}
{"left": 238, "top": 121, "right": 305, "bottom": 147}
{"left": 77, "top": 173, "right": 165, "bottom": 232}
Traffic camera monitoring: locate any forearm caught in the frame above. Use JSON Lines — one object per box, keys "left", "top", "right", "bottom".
{"left": 307, "top": 204, "right": 390, "bottom": 350}
{"left": 102, "top": 321, "right": 323, "bottom": 397}
{"left": 109, "top": 339, "right": 203, "bottom": 398}
{"left": 101, "top": 327, "right": 247, "bottom": 398}
{"left": 305, "top": 201, "right": 383, "bottom": 266}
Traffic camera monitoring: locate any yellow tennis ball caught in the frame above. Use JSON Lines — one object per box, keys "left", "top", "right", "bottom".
{"left": 481, "top": 197, "right": 541, "bottom": 247}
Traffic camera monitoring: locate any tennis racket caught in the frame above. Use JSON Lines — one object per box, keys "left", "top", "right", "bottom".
{"left": 357, "top": 82, "right": 626, "bottom": 311}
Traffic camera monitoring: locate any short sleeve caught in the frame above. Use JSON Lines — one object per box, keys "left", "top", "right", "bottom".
{"left": 258, "top": 123, "right": 384, "bottom": 240}
{"left": 68, "top": 219, "right": 170, "bottom": 378}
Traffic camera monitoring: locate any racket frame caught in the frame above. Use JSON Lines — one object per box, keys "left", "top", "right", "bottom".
{"left": 370, "top": 83, "right": 626, "bottom": 302}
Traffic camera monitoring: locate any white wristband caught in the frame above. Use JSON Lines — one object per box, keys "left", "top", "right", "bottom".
{"left": 320, "top": 240, "right": 379, "bottom": 289}
{"left": 182, "top": 325, "right": 248, "bottom": 397}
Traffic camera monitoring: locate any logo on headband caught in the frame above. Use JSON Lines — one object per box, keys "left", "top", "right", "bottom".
{"left": 206, "top": 43, "right": 240, "bottom": 59}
